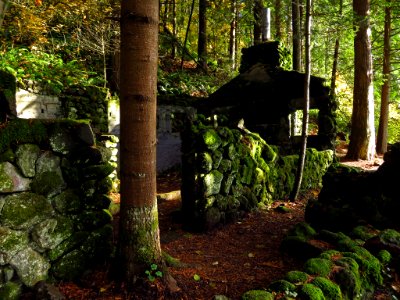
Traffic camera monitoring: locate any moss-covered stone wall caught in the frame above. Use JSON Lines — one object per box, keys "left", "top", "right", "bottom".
{"left": 181, "top": 115, "right": 334, "bottom": 230}
{"left": 59, "top": 85, "right": 110, "bottom": 134}
{"left": 0, "top": 119, "right": 115, "bottom": 298}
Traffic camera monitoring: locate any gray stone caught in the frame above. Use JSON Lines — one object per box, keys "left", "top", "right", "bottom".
{"left": 15, "top": 144, "right": 40, "bottom": 177}
{"left": 10, "top": 247, "right": 50, "bottom": 287}
{"left": 36, "top": 151, "right": 62, "bottom": 175}
{"left": 0, "top": 162, "right": 31, "bottom": 193}
{"left": 1, "top": 266, "right": 15, "bottom": 282}
{"left": 203, "top": 170, "right": 223, "bottom": 197}
{"left": 31, "top": 152, "right": 66, "bottom": 197}
{"left": 0, "top": 227, "right": 29, "bottom": 264}
{"left": 32, "top": 217, "right": 74, "bottom": 250}
{"left": 0, "top": 193, "right": 53, "bottom": 230}
{"left": 77, "top": 123, "right": 95, "bottom": 146}
{"left": 52, "top": 189, "right": 82, "bottom": 214}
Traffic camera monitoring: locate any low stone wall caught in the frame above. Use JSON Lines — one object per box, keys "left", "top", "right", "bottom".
{"left": 181, "top": 115, "right": 334, "bottom": 230}
{"left": 0, "top": 119, "right": 115, "bottom": 297}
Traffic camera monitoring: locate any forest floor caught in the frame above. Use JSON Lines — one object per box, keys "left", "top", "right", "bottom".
{"left": 48, "top": 145, "right": 383, "bottom": 300}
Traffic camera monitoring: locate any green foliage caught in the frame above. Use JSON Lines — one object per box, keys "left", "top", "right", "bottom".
{"left": 0, "top": 47, "right": 100, "bottom": 95}
{"left": 145, "top": 263, "right": 163, "bottom": 282}
{"left": 157, "top": 67, "right": 232, "bottom": 98}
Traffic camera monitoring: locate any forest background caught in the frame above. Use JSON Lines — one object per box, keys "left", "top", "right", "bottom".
{"left": 1, "top": 0, "right": 400, "bottom": 146}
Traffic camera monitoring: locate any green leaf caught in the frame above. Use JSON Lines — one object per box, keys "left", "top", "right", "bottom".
{"left": 193, "top": 274, "right": 201, "bottom": 281}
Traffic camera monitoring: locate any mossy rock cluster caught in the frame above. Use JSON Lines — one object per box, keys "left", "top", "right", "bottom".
{"left": 0, "top": 119, "right": 115, "bottom": 298}
{"left": 306, "top": 142, "right": 400, "bottom": 231}
{"left": 181, "top": 115, "right": 333, "bottom": 230}
{"left": 60, "top": 85, "right": 109, "bottom": 133}
{"left": 244, "top": 223, "right": 400, "bottom": 299}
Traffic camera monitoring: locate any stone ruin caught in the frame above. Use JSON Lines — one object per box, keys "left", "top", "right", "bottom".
{"left": 197, "top": 41, "right": 337, "bottom": 153}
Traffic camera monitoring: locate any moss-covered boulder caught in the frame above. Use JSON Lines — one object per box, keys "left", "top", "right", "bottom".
{"left": 10, "top": 247, "right": 50, "bottom": 287}
{"left": 0, "top": 162, "right": 31, "bottom": 193}
{"left": 285, "top": 270, "right": 309, "bottom": 284}
{"left": 0, "top": 193, "right": 53, "bottom": 230}
{"left": 15, "top": 144, "right": 41, "bottom": 178}
{"left": 304, "top": 258, "right": 333, "bottom": 277}
{"left": 241, "top": 290, "right": 274, "bottom": 300}
{"left": 312, "top": 277, "right": 342, "bottom": 300}
{"left": 298, "top": 283, "right": 325, "bottom": 300}
{"left": 203, "top": 170, "right": 224, "bottom": 197}
{"left": 31, "top": 217, "right": 74, "bottom": 250}
{"left": 0, "top": 227, "right": 29, "bottom": 264}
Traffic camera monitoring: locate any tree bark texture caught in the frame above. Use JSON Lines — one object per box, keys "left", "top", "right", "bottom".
{"left": 198, "top": 0, "right": 208, "bottom": 71}
{"left": 292, "top": 0, "right": 301, "bottom": 71}
{"left": 119, "top": 0, "right": 162, "bottom": 287}
{"left": 290, "top": 0, "right": 311, "bottom": 201}
{"left": 0, "top": 0, "right": 10, "bottom": 28}
{"left": 347, "top": 0, "right": 375, "bottom": 160}
{"left": 229, "top": 0, "right": 237, "bottom": 70}
{"left": 274, "top": 0, "right": 283, "bottom": 40}
{"left": 330, "top": 0, "right": 343, "bottom": 98}
{"left": 253, "top": 0, "right": 263, "bottom": 45}
{"left": 376, "top": 1, "right": 391, "bottom": 154}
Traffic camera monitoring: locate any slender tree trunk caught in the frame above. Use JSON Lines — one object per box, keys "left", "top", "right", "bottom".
{"left": 330, "top": 0, "right": 343, "bottom": 98}
{"left": 274, "top": 0, "right": 283, "bottom": 40}
{"left": 0, "top": 0, "right": 10, "bottom": 28}
{"left": 181, "top": 0, "right": 195, "bottom": 69}
{"left": 290, "top": 0, "right": 312, "bottom": 201}
{"left": 119, "top": 0, "right": 162, "bottom": 287}
{"left": 253, "top": 0, "right": 263, "bottom": 45}
{"left": 198, "top": 0, "right": 208, "bottom": 71}
{"left": 261, "top": 8, "right": 271, "bottom": 41}
{"left": 229, "top": 0, "right": 238, "bottom": 70}
{"left": 291, "top": 0, "right": 301, "bottom": 138}
{"left": 347, "top": 0, "right": 375, "bottom": 160}
{"left": 292, "top": 0, "right": 301, "bottom": 71}
{"left": 376, "top": 0, "right": 391, "bottom": 154}
{"left": 171, "top": 0, "right": 177, "bottom": 58}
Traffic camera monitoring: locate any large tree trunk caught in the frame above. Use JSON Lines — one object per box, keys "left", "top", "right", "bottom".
{"left": 198, "top": 0, "right": 208, "bottom": 71}
{"left": 376, "top": 0, "right": 391, "bottom": 154}
{"left": 290, "top": 0, "right": 312, "bottom": 201}
{"left": 119, "top": 0, "right": 162, "bottom": 287}
{"left": 347, "top": 0, "right": 375, "bottom": 160}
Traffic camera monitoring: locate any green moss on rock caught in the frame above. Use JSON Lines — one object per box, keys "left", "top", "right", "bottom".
{"left": 268, "top": 279, "right": 296, "bottom": 293}
{"left": 312, "top": 277, "right": 342, "bottom": 300}
{"left": 0, "top": 193, "right": 53, "bottom": 230}
{"left": 241, "top": 290, "right": 274, "bottom": 300}
{"left": 285, "top": 270, "right": 309, "bottom": 284}
{"left": 304, "top": 258, "right": 333, "bottom": 277}
{"left": 203, "top": 170, "right": 224, "bottom": 197}
{"left": 299, "top": 283, "right": 325, "bottom": 300}
{"left": 202, "top": 129, "right": 222, "bottom": 151}
{"left": 0, "top": 281, "right": 22, "bottom": 300}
